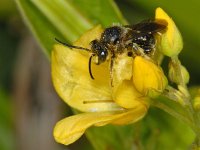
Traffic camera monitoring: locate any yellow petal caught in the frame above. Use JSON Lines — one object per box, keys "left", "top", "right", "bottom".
{"left": 110, "top": 54, "right": 149, "bottom": 108}
{"left": 132, "top": 56, "right": 167, "bottom": 95}
{"left": 112, "top": 54, "right": 133, "bottom": 85}
{"left": 54, "top": 106, "right": 147, "bottom": 145}
{"left": 111, "top": 54, "right": 148, "bottom": 108}
{"left": 111, "top": 54, "right": 133, "bottom": 97}
{"left": 74, "top": 25, "right": 104, "bottom": 48}
{"left": 113, "top": 80, "right": 149, "bottom": 109}
{"left": 51, "top": 26, "right": 122, "bottom": 112}
{"left": 155, "top": 7, "right": 183, "bottom": 57}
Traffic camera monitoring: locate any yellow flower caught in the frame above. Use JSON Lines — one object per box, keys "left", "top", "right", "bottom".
{"left": 51, "top": 8, "right": 168, "bottom": 145}
{"left": 132, "top": 57, "right": 167, "bottom": 96}
{"left": 155, "top": 7, "right": 183, "bottom": 57}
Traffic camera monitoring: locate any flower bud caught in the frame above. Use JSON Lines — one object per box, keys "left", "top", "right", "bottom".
{"left": 193, "top": 96, "right": 200, "bottom": 111}
{"left": 169, "top": 63, "right": 190, "bottom": 85}
{"left": 132, "top": 56, "right": 168, "bottom": 96}
{"left": 155, "top": 7, "right": 183, "bottom": 57}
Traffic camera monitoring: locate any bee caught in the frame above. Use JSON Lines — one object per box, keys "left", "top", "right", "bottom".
{"left": 55, "top": 19, "right": 167, "bottom": 81}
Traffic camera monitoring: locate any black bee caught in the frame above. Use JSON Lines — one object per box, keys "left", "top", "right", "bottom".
{"left": 55, "top": 19, "right": 167, "bottom": 80}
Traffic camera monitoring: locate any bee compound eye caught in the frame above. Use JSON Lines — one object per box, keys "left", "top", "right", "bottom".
{"left": 98, "top": 50, "right": 108, "bottom": 63}
{"left": 101, "top": 51, "right": 106, "bottom": 56}
{"left": 127, "top": 51, "right": 133, "bottom": 57}
{"left": 113, "top": 38, "right": 120, "bottom": 45}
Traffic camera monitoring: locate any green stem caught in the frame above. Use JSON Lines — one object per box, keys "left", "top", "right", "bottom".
{"left": 158, "top": 86, "right": 200, "bottom": 148}
{"left": 172, "top": 57, "right": 200, "bottom": 147}
{"left": 162, "top": 86, "right": 194, "bottom": 122}
{"left": 152, "top": 100, "right": 200, "bottom": 148}
{"left": 170, "top": 57, "right": 200, "bottom": 139}
{"left": 150, "top": 99, "right": 195, "bottom": 130}
{"left": 192, "top": 111, "right": 200, "bottom": 148}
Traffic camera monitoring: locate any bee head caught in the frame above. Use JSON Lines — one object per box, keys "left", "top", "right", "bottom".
{"left": 90, "top": 40, "right": 108, "bottom": 64}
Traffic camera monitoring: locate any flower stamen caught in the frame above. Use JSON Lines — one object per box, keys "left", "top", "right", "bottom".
{"left": 83, "top": 100, "right": 114, "bottom": 104}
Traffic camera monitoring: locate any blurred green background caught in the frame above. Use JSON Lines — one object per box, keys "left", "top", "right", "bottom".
{"left": 0, "top": 0, "right": 200, "bottom": 150}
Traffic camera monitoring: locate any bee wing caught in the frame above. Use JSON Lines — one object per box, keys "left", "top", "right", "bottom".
{"left": 125, "top": 19, "right": 167, "bottom": 34}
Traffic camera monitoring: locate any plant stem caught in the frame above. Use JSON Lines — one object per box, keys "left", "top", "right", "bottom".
{"left": 150, "top": 99, "right": 195, "bottom": 130}
{"left": 170, "top": 57, "right": 200, "bottom": 147}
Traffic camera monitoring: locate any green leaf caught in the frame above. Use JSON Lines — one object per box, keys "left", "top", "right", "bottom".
{"left": 0, "top": 89, "right": 15, "bottom": 150}
{"left": 15, "top": 0, "right": 126, "bottom": 57}
{"left": 15, "top": 0, "right": 60, "bottom": 56}
{"left": 86, "top": 124, "right": 137, "bottom": 150}
{"left": 70, "top": 0, "right": 127, "bottom": 26}
{"left": 141, "top": 108, "right": 195, "bottom": 150}
{"left": 151, "top": 95, "right": 194, "bottom": 127}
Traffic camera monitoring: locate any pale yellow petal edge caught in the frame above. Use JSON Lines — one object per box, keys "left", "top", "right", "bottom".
{"left": 53, "top": 105, "right": 147, "bottom": 145}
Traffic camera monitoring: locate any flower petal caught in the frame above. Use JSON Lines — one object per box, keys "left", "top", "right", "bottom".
{"left": 51, "top": 26, "right": 122, "bottom": 112}
{"left": 54, "top": 106, "right": 147, "bottom": 145}
{"left": 112, "top": 55, "right": 133, "bottom": 85}
{"left": 74, "top": 25, "right": 103, "bottom": 48}
{"left": 155, "top": 7, "right": 183, "bottom": 57}
{"left": 132, "top": 56, "right": 167, "bottom": 95}
{"left": 110, "top": 55, "right": 149, "bottom": 108}
{"left": 113, "top": 80, "right": 149, "bottom": 109}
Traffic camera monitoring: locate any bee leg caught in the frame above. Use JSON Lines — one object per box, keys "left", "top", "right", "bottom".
{"left": 132, "top": 43, "right": 151, "bottom": 60}
{"left": 132, "top": 43, "right": 145, "bottom": 56}
{"left": 110, "top": 55, "right": 115, "bottom": 87}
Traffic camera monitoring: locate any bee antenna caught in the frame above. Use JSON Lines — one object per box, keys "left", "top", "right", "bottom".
{"left": 55, "top": 38, "right": 90, "bottom": 51}
{"left": 89, "top": 55, "right": 95, "bottom": 80}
